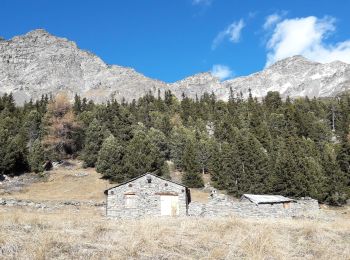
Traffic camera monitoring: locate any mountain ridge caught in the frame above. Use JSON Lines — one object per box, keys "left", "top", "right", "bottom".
{"left": 0, "top": 29, "right": 349, "bottom": 104}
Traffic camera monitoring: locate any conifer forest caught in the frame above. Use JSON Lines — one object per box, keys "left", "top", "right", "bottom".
{"left": 0, "top": 90, "right": 349, "bottom": 205}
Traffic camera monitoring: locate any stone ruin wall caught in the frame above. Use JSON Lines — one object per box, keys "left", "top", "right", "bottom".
{"left": 188, "top": 195, "right": 319, "bottom": 218}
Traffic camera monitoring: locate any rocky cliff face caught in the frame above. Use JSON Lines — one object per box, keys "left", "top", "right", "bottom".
{"left": 0, "top": 29, "right": 166, "bottom": 104}
{"left": 0, "top": 29, "right": 349, "bottom": 104}
{"left": 224, "top": 56, "right": 350, "bottom": 99}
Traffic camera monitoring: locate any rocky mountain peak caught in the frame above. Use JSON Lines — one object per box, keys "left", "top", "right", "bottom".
{"left": 25, "top": 28, "right": 50, "bottom": 37}
{"left": 267, "top": 55, "right": 319, "bottom": 71}
{"left": 0, "top": 30, "right": 349, "bottom": 104}
{"left": 174, "top": 72, "right": 219, "bottom": 86}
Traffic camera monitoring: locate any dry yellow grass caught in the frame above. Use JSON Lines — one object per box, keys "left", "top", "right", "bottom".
{"left": 2, "top": 160, "right": 211, "bottom": 203}
{"left": 0, "top": 206, "right": 349, "bottom": 260}
{"left": 1, "top": 160, "right": 349, "bottom": 259}
{"left": 1, "top": 161, "right": 114, "bottom": 202}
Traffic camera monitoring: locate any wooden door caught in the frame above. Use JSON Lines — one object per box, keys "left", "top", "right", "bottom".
{"left": 160, "top": 195, "right": 179, "bottom": 216}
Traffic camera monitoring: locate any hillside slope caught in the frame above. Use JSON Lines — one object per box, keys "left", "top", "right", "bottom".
{"left": 0, "top": 160, "right": 210, "bottom": 203}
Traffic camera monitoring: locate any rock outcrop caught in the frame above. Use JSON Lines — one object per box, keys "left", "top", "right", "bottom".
{"left": 0, "top": 29, "right": 166, "bottom": 104}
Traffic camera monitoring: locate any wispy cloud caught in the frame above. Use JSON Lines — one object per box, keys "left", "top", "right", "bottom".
{"left": 263, "top": 14, "right": 282, "bottom": 30}
{"left": 212, "top": 19, "right": 245, "bottom": 49}
{"left": 265, "top": 15, "right": 350, "bottom": 66}
{"left": 211, "top": 64, "right": 233, "bottom": 80}
{"left": 263, "top": 11, "right": 287, "bottom": 30}
{"left": 192, "top": 0, "right": 213, "bottom": 6}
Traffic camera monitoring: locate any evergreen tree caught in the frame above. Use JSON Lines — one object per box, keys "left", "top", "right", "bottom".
{"left": 81, "top": 119, "right": 109, "bottom": 167}
{"left": 123, "top": 130, "right": 165, "bottom": 179}
{"left": 182, "top": 141, "right": 203, "bottom": 188}
{"left": 264, "top": 91, "right": 282, "bottom": 112}
{"left": 196, "top": 137, "right": 213, "bottom": 174}
{"left": 22, "top": 110, "right": 42, "bottom": 148}
{"left": 169, "top": 127, "right": 194, "bottom": 170}
{"left": 28, "top": 139, "right": 45, "bottom": 173}
{"left": 0, "top": 133, "right": 28, "bottom": 175}
{"left": 238, "top": 131, "right": 271, "bottom": 195}
{"left": 272, "top": 137, "right": 325, "bottom": 198}
{"left": 211, "top": 142, "right": 243, "bottom": 195}
{"left": 208, "top": 140, "right": 222, "bottom": 185}
{"left": 337, "top": 139, "right": 350, "bottom": 183}
{"left": 322, "top": 144, "right": 348, "bottom": 205}
{"left": 337, "top": 138, "right": 350, "bottom": 198}
{"left": 96, "top": 135, "right": 124, "bottom": 181}
{"left": 73, "top": 94, "right": 82, "bottom": 114}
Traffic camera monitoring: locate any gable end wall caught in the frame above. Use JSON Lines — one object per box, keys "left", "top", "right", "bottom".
{"left": 106, "top": 175, "right": 187, "bottom": 218}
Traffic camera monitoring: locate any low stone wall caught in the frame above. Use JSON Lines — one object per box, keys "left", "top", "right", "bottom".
{"left": 0, "top": 198, "right": 105, "bottom": 210}
{"left": 0, "top": 196, "right": 320, "bottom": 219}
{"left": 188, "top": 196, "right": 319, "bottom": 218}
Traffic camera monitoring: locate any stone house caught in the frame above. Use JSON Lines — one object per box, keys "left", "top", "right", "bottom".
{"left": 104, "top": 173, "right": 191, "bottom": 218}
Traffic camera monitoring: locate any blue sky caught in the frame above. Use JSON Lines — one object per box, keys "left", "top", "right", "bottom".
{"left": 1, "top": 0, "right": 350, "bottom": 82}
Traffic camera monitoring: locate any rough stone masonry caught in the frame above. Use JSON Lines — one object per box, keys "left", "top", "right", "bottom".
{"left": 188, "top": 192, "right": 319, "bottom": 218}
{"left": 105, "top": 173, "right": 190, "bottom": 218}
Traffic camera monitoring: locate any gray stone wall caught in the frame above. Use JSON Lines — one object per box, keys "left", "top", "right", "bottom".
{"left": 0, "top": 198, "right": 105, "bottom": 210}
{"left": 106, "top": 174, "right": 188, "bottom": 218}
{"left": 188, "top": 196, "right": 319, "bottom": 218}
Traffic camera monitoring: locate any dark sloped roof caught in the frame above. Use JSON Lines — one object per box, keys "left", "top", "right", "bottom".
{"left": 104, "top": 172, "right": 188, "bottom": 194}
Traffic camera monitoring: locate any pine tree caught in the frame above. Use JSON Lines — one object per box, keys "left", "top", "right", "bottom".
{"left": 238, "top": 131, "right": 271, "bottom": 195}
{"left": 336, "top": 138, "right": 350, "bottom": 202}
{"left": 148, "top": 128, "right": 170, "bottom": 159}
{"left": 0, "top": 133, "right": 28, "bottom": 175}
{"left": 264, "top": 91, "right": 282, "bottom": 112}
{"left": 169, "top": 127, "right": 194, "bottom": 170}
{"left": 73, "top": 94, "right": 82, "bottom": 114}
{"left": 272, "top": 137, "right": 297, "bottom": 196}
{"left": 208, "top": 140, "right": 222, "bottom": 185}
{"left": 322, "top": 144, "right": 348, "bottom": 205}
{"left": 28, "top": 139, "right": 45, "bottom": 173}
{"left": 272, "top": 137, "right": 325, "bottom": 198}
{"left": 22, "top": 110, "right": 42, "bottom": 148}
{"left": 218, "top": 142, "right": 243, "bottom": 195}
{"left": 182, "top": 141, "right": 203, "bottom": 188}
{"left": 195, "top": 132, "right": 213, "bottom": 174}
{"left": 337, "top": 138, "right": 350, "bottom": 186}
{"left": 81, "top": 119, "right": 109, "bottom": 167}
{"left": 123, "top": 130, "right": 165, "bottom": 179}
{"left": 96, "top": 135, "right": 124, "bottom": 181}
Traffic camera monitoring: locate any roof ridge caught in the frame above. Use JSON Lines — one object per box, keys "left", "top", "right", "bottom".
{"left": 104, "top": 172, "right": 187, "bottom": 194}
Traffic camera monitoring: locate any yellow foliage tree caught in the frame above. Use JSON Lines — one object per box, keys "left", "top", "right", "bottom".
{"left": 42, "top": 93, "right": 81, "bottom": 160}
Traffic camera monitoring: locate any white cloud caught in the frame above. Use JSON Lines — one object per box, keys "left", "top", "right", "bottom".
{"left": 265, "top": 16, "right": 350, "bottom": 66}
{"left": 211, "top": 64, "right": 233, "bottom": 80}
{"left": 192, "top": 0, "right": 212, "bottom": 6}
{"left": 212, "top": 19, "right": 245, "bottom": 49}
{"left": 263, "top": 14, "right": 282, "bottom": 30}
{"left": 263, "top": 11, "right": 288, "bottom": 30}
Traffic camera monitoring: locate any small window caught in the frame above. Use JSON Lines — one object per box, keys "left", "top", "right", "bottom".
{"left": 125, "top": 194, "right": 136, "bottom": 208}
{"left": 110, "top": 191, "right": 114, "bottom": 195}
{"left": 283, "top": 202, "right": 291, "bottom": 209}
{"left": 147, "top": 176, "right": 152, "bottom": 183}
{"left": 165, "top": 183, "right": 168, "bottom": 187}
{"left": 128, "top": 184, "right": 133, "bottom": 187}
